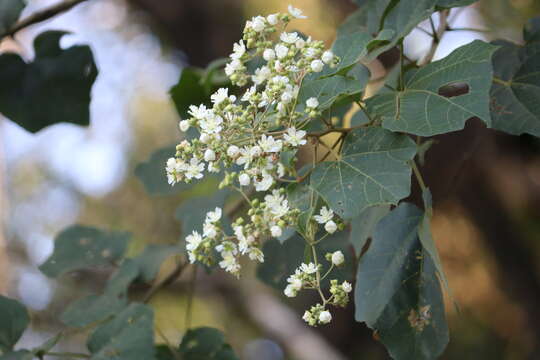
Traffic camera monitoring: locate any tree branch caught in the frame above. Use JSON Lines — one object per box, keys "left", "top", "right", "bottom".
{"left": 0, "top": 0, "right": 90, "bottom": 40}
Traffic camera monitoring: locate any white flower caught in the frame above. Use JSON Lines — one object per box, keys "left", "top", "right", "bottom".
{"left": 200, "top": 133, "right": 211, "bottom": 144}
{"left": 342, "top": 281, "right": 353, "bottom": 293}
{"left": 325, "top": 220, "right": 337, "bottom": 234}
{"left": 203, "top": 222, "right": 217, "bottom": 239}
{"left": 331, "top": 251, "right": 345, "bottom": 266}
{"left": 239, "top": 173, "right": 251, "bottom": 186}
{"left": 239, "top": 235, "right": 255, "bottom": 254}
{"left": 275, "top": 44, "right": 289, "bottom": 59}
{"left": 237, "top": 146, "right": 261, "bottom": 168}
{"left": 204, "top": 149, "right": 216, "bottom": 162}
{"left": 319, "top": 310, "right": 332, "bottom": 324}
{"left": 206, "top": 207, "right": 222, "bottom": 223}
{"left": 280, "top": 32, "right": 299, "bottom": 44}
{"left": 322, "top": 50, "right": 334, "bottom": 64}
{"left": 271, "top": 75, "right": 290, "bottom": 85}
{"left": 219, "top": 251, "right": 240, "bottom": 274}
{"left": 284, "top": 285, "right": 296, "bottom": 297}
{"left": 207, "top": 162, "right": 220, "bottom": 173}
{"left": 271, "top": 225, "right": 282, "bottom": 238}
{"left": 306, "top": 97, "right": 319, "bottom": 108}
{"left": 253, "top": 66, "right": 271, "bottom": 85}
{"left": 231, "top": 40, "right": 246, "bottom": 60}
{"left": 225, "top": 59, "right": 243, "bottom": 76}
{"left": 300, "top": 262, "right": 318, "bottom": 274}
{"left": 264, "top": 190, "right": 285, "bottom": 209}
{"left": 255, "top": 171, "right": 274, "bottom": 191}
{"left": 263, "top": 48, "right": 276, "bottom": 61}
{"left": 179, "top": 119, "right": 190, "bottom": 132}
{"left": 314, "top": 206, "right": 334, "bottom": 224}
{"left": 227, "top": 145, "right": 240, "bottom": 158}
{"left": 267, "top": 13, "right": 279, "bottom": 25}
{"left": 211, "top": 88, "right": 230, "bottom": 105}
{"left": 186, "top": 231, "right": 203, "bottom": 252}
{"left": 288, "top": 5, "right": 307, "bottom": 19}
{"left": 276, "top": 102, "right": 286, "bottom": 114}
{"left": 302, "top": 311, "right": 311, "bottom": 323}
{"left": 241, "top": 85, "right": 256, "bottom": 102}
{"left": 295, "top": 39, "right": 306, "bottom": 49}
{"left": 188, "top": 104, "right": 209, "bottom": 120}
{"left": 305, "top": 47, "right": 317, "bottom": 58}
{"left": 199, "top": 114, "right": 223, "bottom": 134}
{"left": 248, "top": 247, "right": 264, "bottom": 262}
{"left": 269, "top": 199, "right": 289, "bottom": 218}
{"left": 259, "top": 135, "right": 283, "bottom": 153}
{"left": 185, "top": 158, "right": 205, "bottom": 180}
{"left": 311, "top": 59, "right": 324, "bottom": 72}
{"left": 287, "top": 275, "right": 302, "bottom": 290}
{"left": 284, "top": 127, "right": 307, "bottom": 147}
{"left": 281, "top": 90, "right": 294, "bottom": 104}
{"left": 251, "top": 16, "right": 266, "bottom": 32}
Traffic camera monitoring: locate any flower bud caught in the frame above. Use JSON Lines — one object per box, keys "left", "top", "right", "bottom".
{"left": 311, "top": 59, "right": 324, "bottom": 72}
{"left": 239, "top": 173, "right": 251, "bottom": 186}
{"left": 325, "top": 220, "right": 337, "bottom": 234}
{"left": 331, "top": 250, "right": 345, "bottom": 266}
{"left": 271, "top": 225, "right": 282, "bottom": 238}
{"left": 179, "top": 120, "right": 190, "bottom": 132}
{"left": 204, "top": 149, "right": 216, "bottom": 162}
{"left": 227, "top": 145, "right": 240, "bottom": 157}
{"left": 319, "top": 310, "right": 332, "bottom": 324}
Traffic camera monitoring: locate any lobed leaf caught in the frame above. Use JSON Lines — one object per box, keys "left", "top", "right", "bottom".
{"left": 310, "top": 127, "right": 416, "bottom": 220}
{"left": 0, "top": 31, "right": 97, "bottom": 133}
{"left": 0, "top": 296, "right": 29, "bottom": 353}
{"left": 367, "top": 40, "right": 497, "bottom": 136}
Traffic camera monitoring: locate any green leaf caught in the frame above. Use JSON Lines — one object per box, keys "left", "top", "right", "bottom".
{"left": 135, "top": 145, "right": 193, "bottom": 196}
{"left": 0, "top": 296, "right": 29, "bottom": 353}
{"left": 61, "top": 260, "right": 139, "bottom": 327}
{"left": 155, "top": 345, "right": 176, "bottom": 360}
{"left": 297, "top": 66, "right": 370, "bottom": 113}
{"left": 257, "top": 231, "right": 354, "bottom": 290}
{"left": 436, "top": 0, "right": 477, "bottom": 9}
{"left": 524, "top": 17, "right": 540, "bottom": 43}
{"left": 350, "top": 205, "right": 391, "bottom": 255}
{"left": 132, "top": 244, "right": 182, "bottom": 282}
{"left": 0, "top": 31, "right": 98, "bottom": 133}
{"left": 178, "top": 327, "right": 238, "bottom": 360}
{"left": 0, "top": 351, "right": 34, "bottom": 360}
{"left": 490, "top": 21, "right": 540, "bottom": 137}
{"left": 87, "top": 304, "right": 155, "bottom": 360}
{"left": 367, "top": 40, "right": 497, "bottom": 136}
{"left": 0, "top": 0, "right": 25, "bottom": 35}
{"left": 310, "top": 127, "right": 416, "bottom": 220}
{"left": 355, "top": 203, "right": 448, "bottom": 360}
{"left": 40, "top": 225, "right": 130, "bottom": 278}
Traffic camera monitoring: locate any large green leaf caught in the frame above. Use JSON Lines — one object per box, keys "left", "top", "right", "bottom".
{"left": 178, "top": 327, "right": 238, "bottom": 360}
{"left": 350, "top": 205, "right": 391, "bottom": 255}
{"left": 435, "top": 0, "right": 477, "bottom": 8}
{"left": 0, "top": 0, "right": 25, "bottom": 35}
{"left": 40, "top": 225, "right": 130, "bottom": 277}
{"left": 0, "top": 351, "right": 34, "bottom": 360}
{"left": 310, "top": 127, "right": 416, "bottom": 220}
{"left": 132, "top": 244, "right": 182, "bottom": 282}
{"left": 87, "top": 304, "right": 155, "bottom": 360}
{"left": 355, "top": 203, "right": 448, "bottom": 360}
{"left": 367, "top": 40, "right": 497, "bottom": 136}
{"left": 490, "top": 19, "right": 540, "bottom": 137}
{"left": 135, "top": 145, "right": 193, "bottom": 196}
{"left": 0, "top": 296, "right": 29, "bottom": 353}
{"left": 0, "top": 31, "right": 97, "bottom": 133}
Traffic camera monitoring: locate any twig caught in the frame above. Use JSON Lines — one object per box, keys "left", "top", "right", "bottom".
{"left": 143, "top": 260, "right": 188, "bottom": 303}
{"left": 418, "top": 10, "right": 449, "bottom": 66}
{"left": 0, "top": 0, "right": 90, "bottom": 40}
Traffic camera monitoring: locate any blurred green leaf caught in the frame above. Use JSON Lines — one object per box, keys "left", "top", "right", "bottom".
{"left": 132, "top": 244, "right": 182, "bottom": 282}
{"left": 355, "top": 203, "right": 448, "bottom": 360}
{"left": 490, "top": 18, "right": 540, "bottom": 137}
{"left": 310, "top": 127, "right": 416, "bottom": 220}
{"left": 0, "top": 0, "right": 25, "bottom": 35}
{"left": 0, "top": 31, "right": 97, "bottom": 133}
{"left": 40, "top": 225, "right": 130, "bottom": 277}
{"left": 0, "top": 296, "right": 29, "bottom": 353}
{"left": 178, "top": 327, "right": 238, "bottom": 360}
{"left": 0, "top": 350, "right": 33, "bottom": 360}
{"left": 87, "top": 303, "right": 154, "bottom": 360}
{"left": 367, "top": 40, "right": 497, "bottom": 136}
{"left": 436, "top": 0, "right": 477, "bottom": 8}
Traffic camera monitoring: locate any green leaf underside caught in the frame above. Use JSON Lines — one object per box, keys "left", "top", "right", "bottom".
{"left": 0, "top": 0, "right": 25, "bottom": 34}
{"left": 135, "top": 145, "right": 193, "bottom": 196}
{"left": 355, "top": 203, "right": 448, "bottom": 360}
{"left": 179, "top": 327, "right": 238, "bottom": 360}
{"left": 0, "top": 31, "right": 97, "bottom": 133}
{"left": 257, "top": 231, "right": 354, "bottom": 290}
{"left": 367, "top": 40, "right": 497, "bottom": 136}
{"left": 87, "top": 304, "right": 154, "bottom": 360}
{"left": 0, "top": 296, "right": 29, "bottom": 353}
{"left": 490, "top": 22, "right": 540, "bottom": 137}
{"left": 40, "top": 225, "right": 130, "bottom": 278}
{"left": 310, "top": 127, "right": 416, "bottom": 220}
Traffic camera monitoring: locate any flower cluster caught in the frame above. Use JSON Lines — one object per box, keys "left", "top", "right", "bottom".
{"left": 167, "top": 5, "right": 340, "bottom": 277}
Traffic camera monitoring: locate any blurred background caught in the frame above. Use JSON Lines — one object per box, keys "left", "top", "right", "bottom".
{"left": 1, "top": 0, "right": 540, "bottom": 359}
